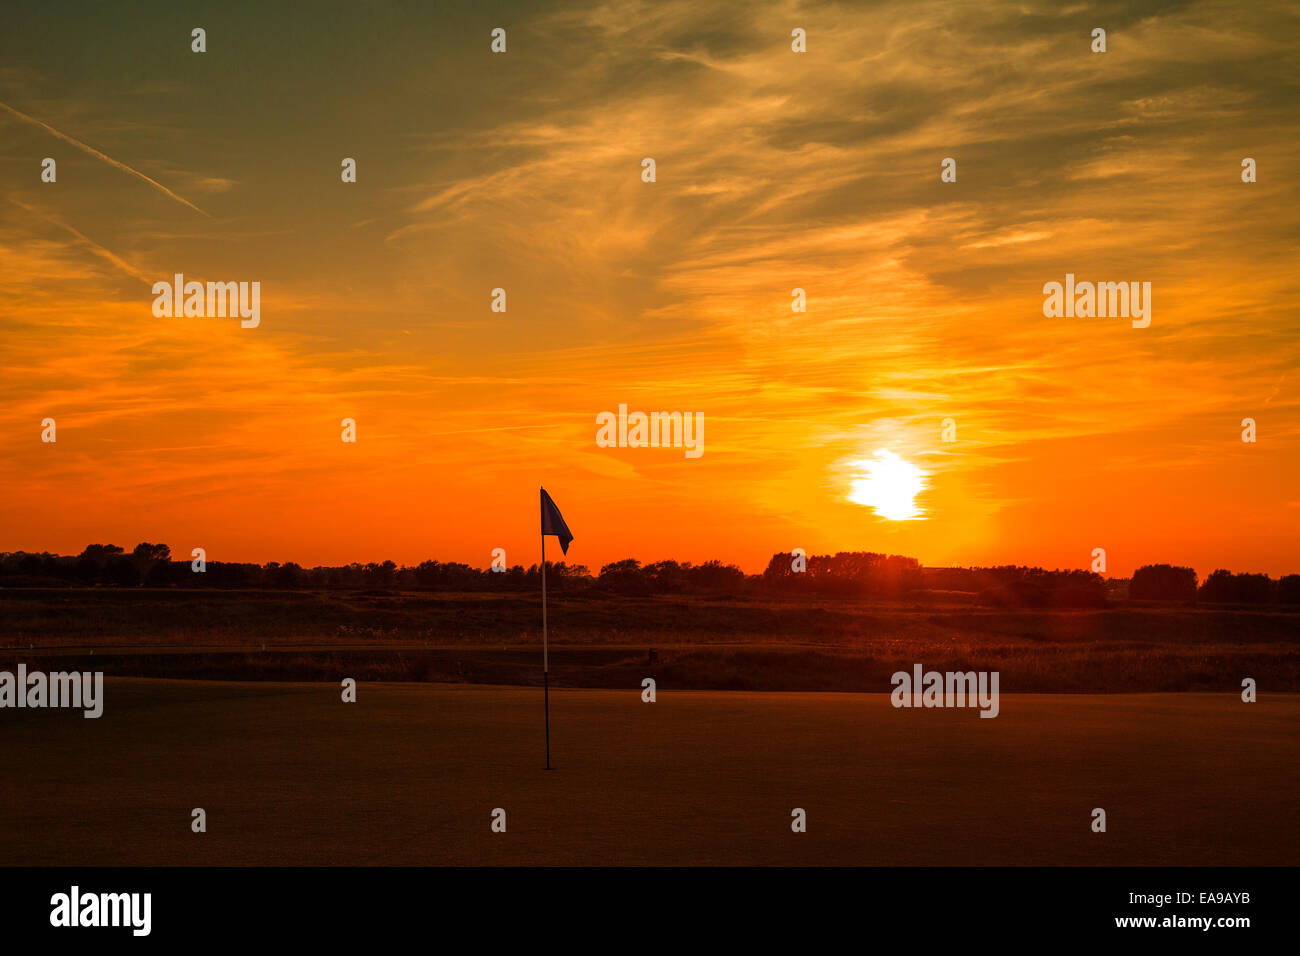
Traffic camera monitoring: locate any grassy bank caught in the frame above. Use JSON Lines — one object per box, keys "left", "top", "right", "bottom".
{"left": 1, "top": 588, "right": 1297, "bottom": 691}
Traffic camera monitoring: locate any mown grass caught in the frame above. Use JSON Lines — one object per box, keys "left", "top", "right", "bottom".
{"left": 4, "top": 682, "right": 1297, "bottom": 865}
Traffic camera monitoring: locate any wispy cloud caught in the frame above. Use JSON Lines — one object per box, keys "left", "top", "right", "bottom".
{"left": 7, "top": 198, "right": 152, "bottom": 284}
{"left": 0, "top": 99, "right": 209, "bottom": 216}
{"left": 0, "top": 0, "right": 1297, "bottom": 574}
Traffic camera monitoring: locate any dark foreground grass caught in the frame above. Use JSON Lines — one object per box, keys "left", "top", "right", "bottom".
{"left": 0, "top": 679, "right": 1294, "bottom": 866}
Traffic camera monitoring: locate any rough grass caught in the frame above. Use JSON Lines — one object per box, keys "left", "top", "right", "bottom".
{"left": 2, "top": 588, "right": 1297, "bottom": 691}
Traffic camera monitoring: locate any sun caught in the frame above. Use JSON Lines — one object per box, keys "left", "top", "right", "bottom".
{"left": 847, "top": 449, "right": 927, "bottom": 520}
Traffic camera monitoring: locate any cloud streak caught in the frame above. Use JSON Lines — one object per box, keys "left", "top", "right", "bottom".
{"left": 0, "top": 99, "right": 209, "bottom": 217}
{"left": 7, "top": 199, "right": 152, "bottom": 284}
{"left": 0, "top": 0, "right": 1297, "bottom": 575}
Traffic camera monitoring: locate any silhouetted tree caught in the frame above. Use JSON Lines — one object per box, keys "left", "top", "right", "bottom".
{"left": 273, "top": 562, "right": 305, "bottom": 588}
{"left": 130, "top": 543, "right": 171, "bottom": 586}
{"left": 1235, "top": 572, "right": 1277, "bottom": 604}
{"left": 107, "top": 557, "right": 139, "bottom": 587}
{"left": 79, "top": 544, "right": 124, "bottom": 562}
{"left": 1130, "top": 564, "right": 1198, "bottom": 603}
{"left": 598, "top": 558, "right": 650, "bottom": 595}
{"left": 1279, "top": 575, "right": 1300, "bottom": 604}
{"left": 691, "top": 559, "right": 746, "bottom": 591}
{"left": 1196, "top": 569, "right": 1276, "bottom": 604}
{"left": 977, "top": 567, "right": 1107, "bottom": 608}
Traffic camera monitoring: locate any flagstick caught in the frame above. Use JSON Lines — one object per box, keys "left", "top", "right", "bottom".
{"left": 542, "top": 529, "right": 551, "bottom": 770}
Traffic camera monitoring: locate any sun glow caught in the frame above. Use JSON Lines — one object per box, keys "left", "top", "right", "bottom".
{"left": 847, "top": 449, "right": 928, "bottom": 521}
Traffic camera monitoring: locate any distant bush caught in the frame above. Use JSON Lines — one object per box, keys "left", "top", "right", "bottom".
{"left": 596, "top": 558, "right": 745, "bottom": 595}
{"left": 761, "top": 551, "right": 922, "bottom": 597}
{"left": 1130, "top": 564, "right": 1198, "bottom": 603}
{"left": 975, "top": 568, "right": 1107, "bottom": 608}
{"left": 1198, "top": 569, "right": 1279, "bottom": 604}
{"left": 1280, "top": 575, "right": 1300, "bottom": 604}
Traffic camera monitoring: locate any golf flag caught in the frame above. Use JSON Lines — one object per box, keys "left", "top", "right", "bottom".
{"left": 540, "top": 487, "right": 573, "bottom": 554}
{"left": 538, "top": 487, "right": 573, "bottom": 770}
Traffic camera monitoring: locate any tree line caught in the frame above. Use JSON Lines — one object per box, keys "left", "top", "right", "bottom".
{"left": 1128, "top": 563, "right": 1300, "bottom": 604}
{"left": 0, "top": 545, "right": 1297, "bottom": 606}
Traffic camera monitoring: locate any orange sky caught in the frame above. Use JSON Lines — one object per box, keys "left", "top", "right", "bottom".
{"left": 1, "top": 1, "right": 1297, "bottom": 577}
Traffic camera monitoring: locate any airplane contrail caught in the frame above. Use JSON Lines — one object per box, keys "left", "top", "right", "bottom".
{"left": 9, "top": 198, "right": 154, "bottom": 284}
{"left": 0, "top": 99, "right": 209, "bottom": 217}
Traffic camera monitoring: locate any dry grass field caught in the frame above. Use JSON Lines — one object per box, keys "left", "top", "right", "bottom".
{"left": 3, "top": 588, "right": 1298, "bottom": 691}
{"left": 1, "top": 679, "right": 1295, "bottom": 866}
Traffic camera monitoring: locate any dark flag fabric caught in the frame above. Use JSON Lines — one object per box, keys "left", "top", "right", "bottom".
{"left": 540, "top": 487, "right": 573, "bottom": 554}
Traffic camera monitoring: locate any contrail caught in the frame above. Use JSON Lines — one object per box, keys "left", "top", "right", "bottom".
{"left": 9, "top": 198, "right": 153, "bottom": 284}
{"left": 0, "top": 100, "right": 209, "bottom": 217}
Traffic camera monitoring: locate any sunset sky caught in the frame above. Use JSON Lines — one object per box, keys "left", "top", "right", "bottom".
{"left": 2, "top": 0, "right": 1297, "bottom": 577}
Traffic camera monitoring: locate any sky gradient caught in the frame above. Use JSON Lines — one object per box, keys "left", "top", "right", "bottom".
{"left": 2, "top": 0, "right": 1297, "bottom": 576}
